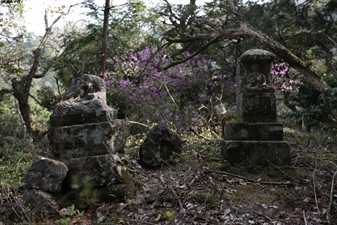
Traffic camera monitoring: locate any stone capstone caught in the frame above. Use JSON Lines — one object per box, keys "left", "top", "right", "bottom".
{"left": 23, "top": 156, "right": 68, "bottom": 193}
{"left": 22, "top": 189, "right": 59, "bottom": 216}
{"left": 49, "top": 120, "right": 129, "bottom": 160}
{"left": 51, "top": 74, "right": 115, "bottom": 125}
{"left": 239, "top": 48, "right": 275, "bottom": 62}
{"left": 66, "top": 154, "right": 125, "bottom": 188}
{"left": 139, "top": 125, "right": 182, "bottom": 168}
{"left": 223, "top": 123, "right": 284, "bottom": 141}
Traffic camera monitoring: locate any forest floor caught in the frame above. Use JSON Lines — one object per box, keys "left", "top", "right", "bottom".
{"left": 1, "top": 128, "right": 337, "bottom": 224}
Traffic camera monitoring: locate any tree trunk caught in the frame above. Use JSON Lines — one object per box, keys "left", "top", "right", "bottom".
{"left": 7, "top": 8, "right": 69, "bottom": 139}
{"left": 99, "top": 0, "right": 110, "bottom": 77}
{"left": 226, "top": 0, "right": 330, "bottom": 92}
{"left": 11, "top": 77, "right": 38, "bottom": 137}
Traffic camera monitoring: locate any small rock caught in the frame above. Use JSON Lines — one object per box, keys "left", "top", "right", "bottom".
{"left": 139, "top": 125, "right": 182, "bottom": 168}
{"left": 23, "top": 156, "right": 68, "bottom": 193}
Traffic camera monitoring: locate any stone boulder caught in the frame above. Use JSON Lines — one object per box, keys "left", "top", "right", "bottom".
{"left": 22, "top": 189, "right": 59, "bottom": 216}
{"left": 23, "top": 156, "right": 68, "bottom": 193}
{"left": 66, "top": 154, "right": 126, "bottom": 188}
{"left": 139, "top": 125, "right": 182, "bottom": 168}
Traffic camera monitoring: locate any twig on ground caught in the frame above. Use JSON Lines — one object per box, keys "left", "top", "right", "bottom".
{"left": 128, "top": 120, "right": 149, "bottom": 129}
{"left": 122, "top": 219, "right": 158, "bottom": 225}
{"left": 303, "top": 211, "right": 308, "bottom": 225}
{"left": 257, "top": 212, "right": 273, "bottom": 223}
{"left": 204, "top": 169, "right": 291, "bottom": 185}
{"left": 326, "top": 170, "right": 337, "bottom": 225}
{"left": 312, "top": 158, "right": 320, "bottom": 214}
{"left": 266, "top": 159, "right": 300, "bottom": 183}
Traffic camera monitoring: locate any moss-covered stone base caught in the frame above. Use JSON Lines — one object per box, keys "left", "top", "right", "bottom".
{"left": 221, "top": 140, "right": 291, "bottom": 167}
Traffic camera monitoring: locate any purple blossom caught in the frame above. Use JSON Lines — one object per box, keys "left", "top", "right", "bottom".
{"left": 119, "top": 79, "right": 131, "bottom": 88}
{"left": 105, "top": 47, "right": 230, "bottom": 132}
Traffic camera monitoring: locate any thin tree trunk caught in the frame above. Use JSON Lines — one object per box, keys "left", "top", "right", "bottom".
{"left": 9, "top": 7, "right": 70, "bottom": 139}
{"left": 99, "top": 0, "right": 110, "bottom": 78}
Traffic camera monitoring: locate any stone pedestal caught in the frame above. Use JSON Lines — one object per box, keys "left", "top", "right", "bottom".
{"left": 222, "top": 140, "right": 290, "bottom": 167}
{"left": 222, "top": 123, "right": 290, "bottom": 167}
{"left": 222, "top": 49, "right": 291, "bottom": 167}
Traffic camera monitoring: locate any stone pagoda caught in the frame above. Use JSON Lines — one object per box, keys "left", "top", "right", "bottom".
{"left": 222, "top": 49, "right": 291, "bottom": 167}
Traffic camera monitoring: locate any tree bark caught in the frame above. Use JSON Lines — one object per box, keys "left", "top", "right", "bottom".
{"left": 8, "top": 7, "right": 70, "bottom": 139}
{"left": 99, "top": 0, "right": 111, "bottom": 78}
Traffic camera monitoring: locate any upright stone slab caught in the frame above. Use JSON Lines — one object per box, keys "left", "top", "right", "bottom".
{"left": 222, "top": 49, "right": 291, "bottom": 167}
{"left": 236, "top": 49, "right": 276, "bottom": 123}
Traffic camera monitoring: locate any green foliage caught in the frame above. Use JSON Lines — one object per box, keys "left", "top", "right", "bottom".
{"left": 0, "top": 138, "right": 43, "bottom": 189}
{"left": 285, "top": 76, "right": 337, "bottom": 131}
{"left": 164, "top": 210, "right": 175, "bottom": 220}
{"left": 36, "top": 86, "right": 62, "bottom": 111}
{"left": 76, "top": 180, "right": 98, "bottom": 209}
{"left": 59, "top": 204, "right": 84, "bottom": 225}
{"left": 53, "top": 0, "right": 161, "bottom": 83}
{"left": 0, "top": 94, "right": 40, "bottom": 139}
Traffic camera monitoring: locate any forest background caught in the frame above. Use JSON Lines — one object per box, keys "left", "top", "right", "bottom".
{"left": 0, "top": 0, "right": 337, "bottom": 224}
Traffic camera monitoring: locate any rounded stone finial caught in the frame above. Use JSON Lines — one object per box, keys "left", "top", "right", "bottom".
{"left": 240, "top": 49, "right": 275, "bottom": 62}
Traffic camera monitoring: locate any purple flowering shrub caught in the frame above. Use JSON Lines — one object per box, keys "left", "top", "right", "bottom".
{"left": 271, "top": 62, "right": 337, "bottom": 131}
{"left": 105, "top": 48, "right": 235, "bottom": 133}
{"left": 272, "top": 62, "right": 301, "bottom": 93}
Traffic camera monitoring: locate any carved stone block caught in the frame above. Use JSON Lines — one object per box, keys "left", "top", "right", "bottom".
{"left": 50, "top": 109, "right": 117, "bottom": 127}
{"left": 237, "top": 91, "right": 276, "bottom": 123}
{"left": 49, "top": 120, "right": 129, "bottom": 161}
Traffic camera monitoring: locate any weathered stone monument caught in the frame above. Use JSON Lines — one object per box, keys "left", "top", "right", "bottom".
{"left": 49, "top": 74, "right": 127, "bottom": 160}
{"left": 222, "top": 49, "right": 291, "bottom": 167}
{"left": 22, "top": 74, "right": 129, "bottom": 215}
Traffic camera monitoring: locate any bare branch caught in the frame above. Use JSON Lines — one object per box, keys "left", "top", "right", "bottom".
{"left": 0, "top": 89, "right": 12, "bottom": 102}
{"left": 163, "top": 35, "right": 222, "bottom": 70}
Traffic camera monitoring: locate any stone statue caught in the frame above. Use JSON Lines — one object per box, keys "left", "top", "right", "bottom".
{"left": 246, "top": 63, "right": 266, "bottom": 88}
{"left": 53, "top": 74, "right": 111, "bottom": 116}
{"left": 245, "top": 63, "right": 273, "bottom": 91}
{"left": 50, "top": 74, "right": 116, "bottom": 127}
